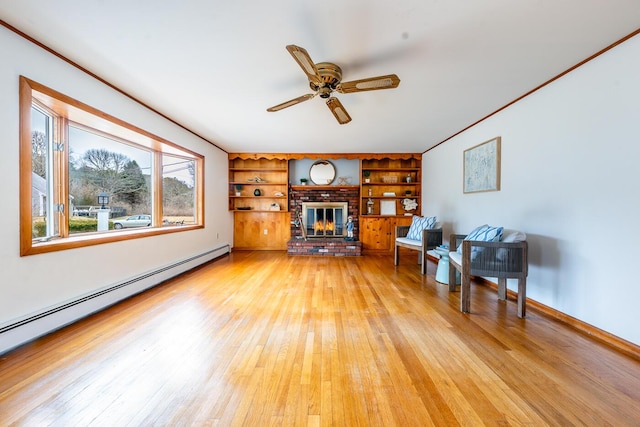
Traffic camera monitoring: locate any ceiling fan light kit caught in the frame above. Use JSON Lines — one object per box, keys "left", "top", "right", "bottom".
{"left": 267, "top": 44, "right": 400, "bottom": 124}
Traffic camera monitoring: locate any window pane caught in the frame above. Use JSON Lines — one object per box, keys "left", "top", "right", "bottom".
{"left": 162, "top": 154, "right": 195, "bottom": 226}
{"left": 69, "top": 125, "right": 152, "bottom": 234}
{"left": 22, "top": 77, "right": 204, "bottom": 256}
{"left": 31, "top": 106, "right": 57, "bottom": 239}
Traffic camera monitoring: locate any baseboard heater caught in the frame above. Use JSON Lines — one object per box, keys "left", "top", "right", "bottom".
{"left": 0, "top": 244, "right": 230, "bottom": 355}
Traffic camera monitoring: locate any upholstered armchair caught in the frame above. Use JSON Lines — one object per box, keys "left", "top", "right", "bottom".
{"left": 448, "top": 228, "right": 528, "bottom": 317}
{"left": 394, "top": 216, "right": 442, "bottom": 275}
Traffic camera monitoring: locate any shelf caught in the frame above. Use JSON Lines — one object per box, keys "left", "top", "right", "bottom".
{"left": 362, "top": 182, "right": 419, "bottom": 185}
{"left": 233, "top": 209, "right": 289, "bottom": 213}
{"left": 361, "top": 196, "right": 419, "bottom": 199}
{"left": 231, "top": 182, "right": 287, "bottom": 186}
{"left": 359, "top": 214, "right": 415, "bottom": 218}
{"left": 230, "top": 196, "right": 287, "bottom": 199}
{"left": 291, "top": 185, "right": 359, "bottom": 190}
{"left": 362, "top": 168, "right": 420, "bottom": 171}
{"left": 229, "top": 168, "right": 287, "bottom": 172}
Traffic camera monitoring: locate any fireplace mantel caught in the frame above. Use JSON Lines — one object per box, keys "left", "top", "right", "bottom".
{"left": 291, "top": 185, "right": 359, "bottom": 191}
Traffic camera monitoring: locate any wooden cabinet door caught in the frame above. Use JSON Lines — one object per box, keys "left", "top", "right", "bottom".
{"left": 360, "top": 217, "right": 392, "bottom": 252}
{"left": 360, "top": 216, "right": 413, "bottom": 253}
{"left": 234, "top": 212, "right": 290, "bottom": 250}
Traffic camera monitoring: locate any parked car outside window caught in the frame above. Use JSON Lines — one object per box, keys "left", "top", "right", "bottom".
{"left": 113, "top": 215, "right": 151, "bottom": 229}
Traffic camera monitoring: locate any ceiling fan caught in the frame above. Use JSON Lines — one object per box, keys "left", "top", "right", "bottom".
{"left": 267, "top": 45, "right": 401, "bottom": 124}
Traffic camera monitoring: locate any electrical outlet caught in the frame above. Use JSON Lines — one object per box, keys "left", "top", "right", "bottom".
{"left": 263, "top": 229, "right": 268, "bottom": 235}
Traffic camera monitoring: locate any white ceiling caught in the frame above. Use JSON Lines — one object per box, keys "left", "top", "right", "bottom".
{"left": 1, "top": 1, "right": 639, "bottom": 154}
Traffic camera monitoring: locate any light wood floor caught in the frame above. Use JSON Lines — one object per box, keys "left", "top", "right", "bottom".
{"left": 1, "top": 251, "right": 639, "bottom": 426}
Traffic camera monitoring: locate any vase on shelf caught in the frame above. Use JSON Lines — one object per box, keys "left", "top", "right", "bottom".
{"left": 366, "top": 198, "right": 374, "bottom": 215}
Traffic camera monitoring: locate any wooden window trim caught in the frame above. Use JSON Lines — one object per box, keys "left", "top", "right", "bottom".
{"left": 19, "top": 76, "right": 204, "bottom": 256}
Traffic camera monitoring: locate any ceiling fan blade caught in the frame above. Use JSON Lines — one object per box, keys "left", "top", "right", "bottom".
{"left": 267, "top": 93, "right": 316, "bottom": 112}
{"left": 326, "top": 97, "right": 352, "bottom": 125}
{"left": 336, "top": 74, "right": 400, "bottom": 94}
{"left": 286, "top": 45, "right": 322, "bottom": 85}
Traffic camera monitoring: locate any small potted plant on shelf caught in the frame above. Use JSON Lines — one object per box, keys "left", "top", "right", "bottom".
{"left": 234, "top": 184, "right": 243, "bottom": 196}
{"left": 363, "top": 170, "right": 371, "bottom": 183}
{"left": 300, "top": 178, "right": 308, "bottom": 185}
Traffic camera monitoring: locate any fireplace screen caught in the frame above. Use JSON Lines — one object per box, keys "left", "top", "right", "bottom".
{"left": 302, "top": 202, "right": 348, "bottom": 238}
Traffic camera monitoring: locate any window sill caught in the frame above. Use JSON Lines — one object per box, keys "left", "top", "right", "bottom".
{"left": 23, "top": 224, "right": 202, "bottom": 256}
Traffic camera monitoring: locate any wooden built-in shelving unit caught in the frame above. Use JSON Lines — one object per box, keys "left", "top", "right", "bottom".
{"left": 360, "top": 156, "right": 421, "bottom": 217}
{"left": 228, "top": 157, "right": 289, "bottom": 212}
{"left": 227, "top": 153, "right": 422, "bottom": 252}
{"left": 359, "top": 155, "right": 422, "bottom": 253}
{"left": 229, "top": 154, "right": 290, "bottom": 250}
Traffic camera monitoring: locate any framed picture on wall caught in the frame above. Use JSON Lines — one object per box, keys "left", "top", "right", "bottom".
{"left": 380, "top": 200, "right": 397, "bottom": 216}
{"left": 463, "top": 136, "right": 501, "bottom": 193}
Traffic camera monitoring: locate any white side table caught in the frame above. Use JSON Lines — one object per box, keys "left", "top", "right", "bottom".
{"left": 433, "top": 246, "right": 460, "bottom": 285}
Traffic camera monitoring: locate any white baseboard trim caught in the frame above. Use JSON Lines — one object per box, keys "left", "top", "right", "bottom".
{"left": 0, "top": 244, "right": 230, "bottom": 355}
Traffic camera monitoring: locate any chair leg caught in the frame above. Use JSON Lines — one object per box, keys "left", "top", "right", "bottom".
{"left": 497, "top": 278, "right": 507, "bottom": 300}
{"left": 460, "top": 271, "right": 471, "bottom": 313}
{"left": 394, "top": 244, "right": 399, "bottom": 266}
{"left": 517, "top": 277, "right": 527, "bottom": 318}
{"left": 448, "top": 264, "right": 457, "bottom": 292}
{"left": 420, "top": 249, "right": 426, "bottom": 275}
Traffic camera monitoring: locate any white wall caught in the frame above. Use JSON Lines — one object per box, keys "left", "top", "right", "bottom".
{"left": 423, "top": 33, "right": 640, "bottom": 345}
{"left": 0, "top": 26, "right": 233, "bottom": 350}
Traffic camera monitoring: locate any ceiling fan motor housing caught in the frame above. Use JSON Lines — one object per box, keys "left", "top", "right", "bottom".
{"left": 310, "top": 62, "right": 342, "bottom": 97}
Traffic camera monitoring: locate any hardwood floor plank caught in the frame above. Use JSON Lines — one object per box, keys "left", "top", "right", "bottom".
{"left": 1, "top": 251, "right": 640, "bottom": 426}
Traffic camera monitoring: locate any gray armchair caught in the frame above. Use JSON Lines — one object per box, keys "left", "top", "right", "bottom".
{"left": 448, "top": 230, "right": 528, "bottom": 317}
{"left": 394, "top": 225, "right": 443, "bottom": 275}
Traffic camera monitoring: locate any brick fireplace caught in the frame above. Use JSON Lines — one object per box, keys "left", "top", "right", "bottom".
{"left": 288, "top": 185, "right": 362, "bottom": 256}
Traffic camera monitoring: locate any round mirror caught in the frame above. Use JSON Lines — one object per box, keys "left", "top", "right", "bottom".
{"left": 309, "top": 160, "right": 336, "bottom": 185}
